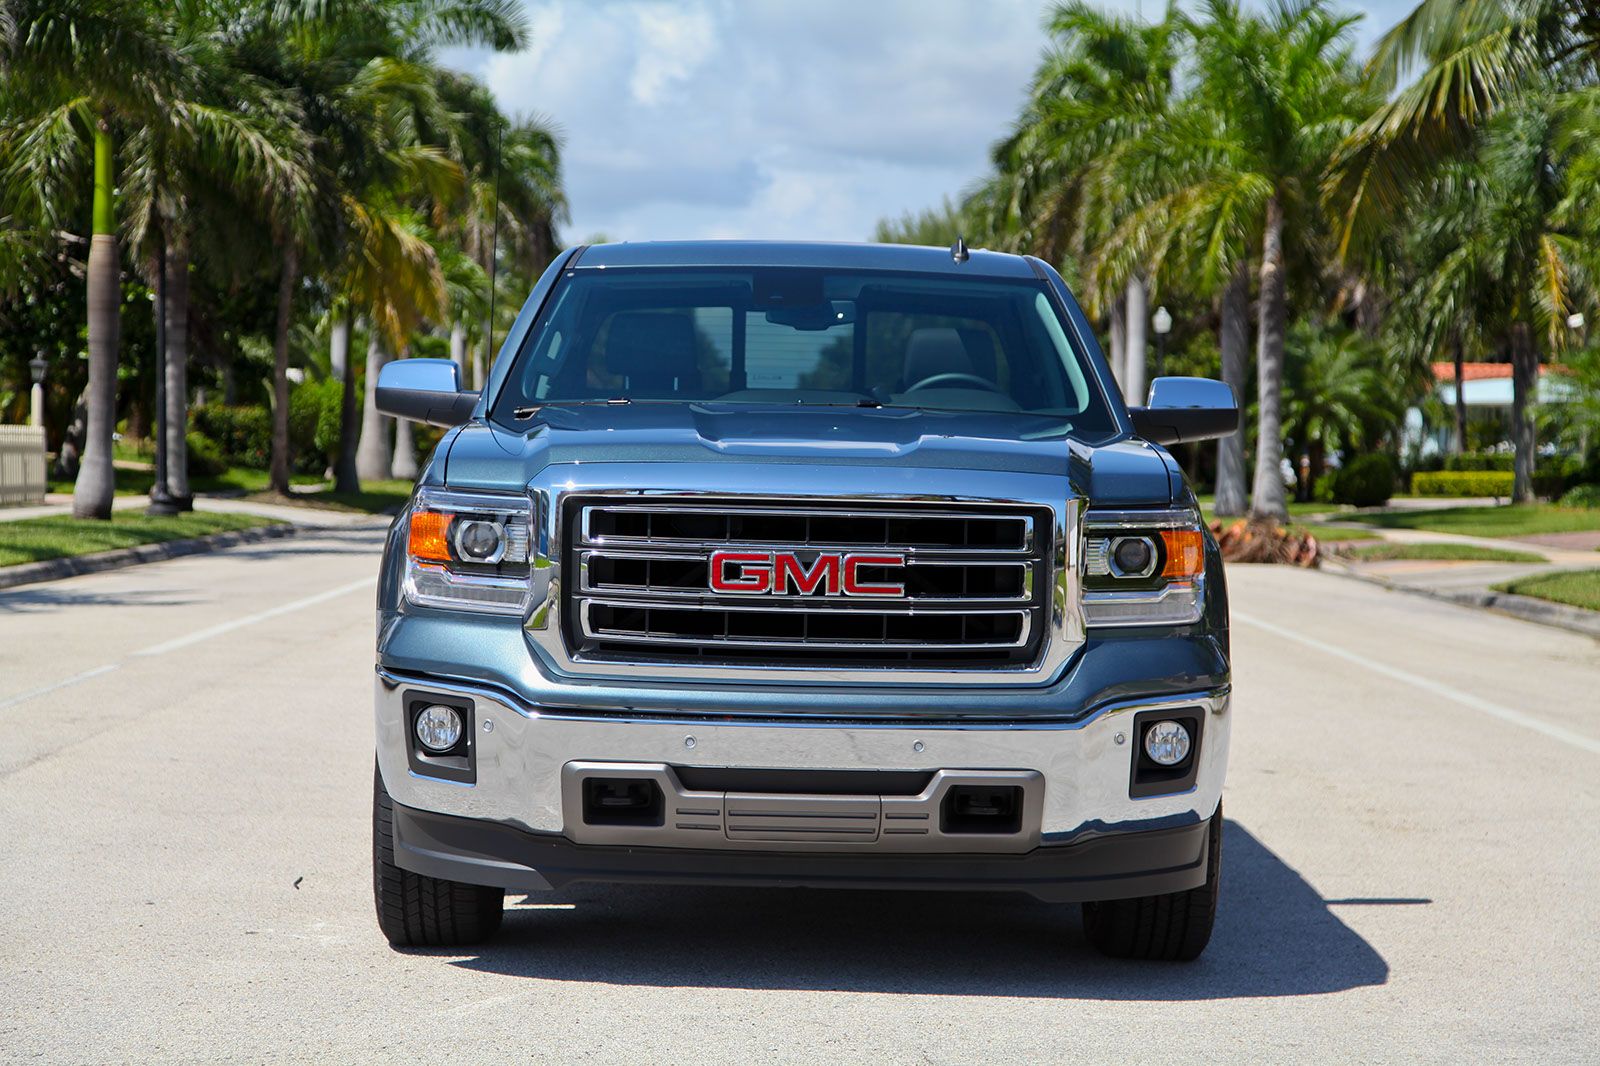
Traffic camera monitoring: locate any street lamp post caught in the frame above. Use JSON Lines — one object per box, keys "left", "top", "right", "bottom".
{"left": 148, "top": 229, "right": 179, "bottom": 517}
{"left": 1152, "top": 305, "right": 1173, "bottom": 379}
{"left": 29, "top": 351, "right": 47, "bottom": 429}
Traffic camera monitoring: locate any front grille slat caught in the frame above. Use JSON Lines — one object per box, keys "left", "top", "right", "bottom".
{"left": 566, "top": 498, "right": 1050, "bottom": 670}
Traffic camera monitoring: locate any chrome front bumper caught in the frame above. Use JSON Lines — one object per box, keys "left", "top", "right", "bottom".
{"left": 375, "top": 668, "right": 1230, "bottom": 847}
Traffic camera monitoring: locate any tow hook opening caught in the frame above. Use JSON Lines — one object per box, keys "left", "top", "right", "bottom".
{"left": 582, "top": 778, "right": 665, "bottom": 828}
{"left": 941, "top": 785, "right": 1023, "bottom": 835}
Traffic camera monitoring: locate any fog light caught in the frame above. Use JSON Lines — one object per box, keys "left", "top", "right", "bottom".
{"left": 414, "top": 704, "right": 463, "bottom": 753}
{"left": 1144, "top": 720, "right": 1191, "bottom": 766}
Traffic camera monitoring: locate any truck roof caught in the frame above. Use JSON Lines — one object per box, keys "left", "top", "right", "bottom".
{"left": 572, "top": 239, "right": 1040, "bottom": 279}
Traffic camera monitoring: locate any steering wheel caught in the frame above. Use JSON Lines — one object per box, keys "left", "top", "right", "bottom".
{"left": 904, "top": 372, "right": 1005, "bottom": 394}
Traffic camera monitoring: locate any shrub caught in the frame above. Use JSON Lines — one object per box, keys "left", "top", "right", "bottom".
{"left": 1559, "top": 483, "right": 1600, "bottom": 509}
{"left": 1312, "top": 472, "right": 1337, "bottom": 504}
{"left": 1411, "top": 470, "right": 1514, "bottom": 497}
{"left": 289, "top": 379, "right": 341, "bottom": 475}
{"left": 1332, "top": 453, "right": 1395, "bottom": 507}
{"left": 1444, "top": 452, "right": 1514, "bottom": 472}
{"left": 190, "top": 405, "right": 270, "bottom": 468}
{"left": 185, "top": 432, "right": 227, "bottom": 477}
{"left": 1534, "top": 456, "right": 1581, "bottom": 498}
{"left": 313, "top": 378, "right": 349, "bottom": 464}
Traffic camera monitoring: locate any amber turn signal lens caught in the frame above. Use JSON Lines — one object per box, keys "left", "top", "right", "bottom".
{"left": 1159, "top": 529, "right": 1205, "bottom": 578}
{"left": 408, "top": 511, "right": 453, "bottom": 562}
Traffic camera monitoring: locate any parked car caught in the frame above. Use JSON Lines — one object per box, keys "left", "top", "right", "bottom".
{"left": 372, "top": 240, "right": 1237, "bottom": 960}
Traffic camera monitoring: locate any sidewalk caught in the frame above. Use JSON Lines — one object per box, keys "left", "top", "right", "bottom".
{"left": 1, "top": 492, "right": 388, "bottom": 528}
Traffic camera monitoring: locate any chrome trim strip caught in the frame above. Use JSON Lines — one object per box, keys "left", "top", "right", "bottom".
{"left": 580, "top": 599, "right": 1032, "bottom": 650}
{"left": 1083, "top": 507, "right": 1198, "bottom": 530}
{"left": 376, "top": 664, "right": 1228, "bottom": 729}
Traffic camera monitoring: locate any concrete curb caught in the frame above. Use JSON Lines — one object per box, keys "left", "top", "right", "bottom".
{"left": 0, "top": 523, "right": 299, "bottom": 592}
{"left": 1319, "top": 558, "right": 1600, "bottom": 640}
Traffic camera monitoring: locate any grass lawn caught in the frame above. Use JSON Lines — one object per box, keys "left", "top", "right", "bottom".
{"left": 1341, "top": 542, "right": 1545, "bottom": 563}
{"left": 1297, "top": 522, "right": 1379, "bottom": 543}
{"left": 1348, "top": 504, "right": 1600, "bottom": 539}
{"left": 0, "top": 511, "right": 282, "bottom": 568}
{"left": 1494, "top": 569, "right": 1600, "bottom": 612}
{"left": 49, "top": 466, "right": 322, "bottom": 497}
{"left": 244, "top": 478, "right": 414, "bottom": 515}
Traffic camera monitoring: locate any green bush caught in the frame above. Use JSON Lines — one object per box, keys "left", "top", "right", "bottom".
{"left": 1411, "top": 470, "right": 1514, "bottom": 497}
{"left": 289, "top": 379, "right": 341, "bottom": 475}
{"left": 1444, "top": 452, "right": 1514, "bottom": 472}
{"left": 190, "top": 405, "right": 271, "bottom": 468}
{"left": 1559, "top": 483, "right": 1600, "bottom": 509}
{"left": 313, "top": 377, "right": 350, "bottom": 464}
{"left": 1312, "top": 472, "right": 1337, "bottom": 504}
{"left": 1332, "top": 453, "right": 1396, "bottom": 507}
{"left": 1534, "top": 456, "right": 1581, "bottom": 498}
{"left": 185, "top": 432, "right": 227, "bottom": 477}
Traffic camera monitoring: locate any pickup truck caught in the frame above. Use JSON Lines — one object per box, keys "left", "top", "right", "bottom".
{"left": 371, "top": 240, "right": 1238, "bottom": 961}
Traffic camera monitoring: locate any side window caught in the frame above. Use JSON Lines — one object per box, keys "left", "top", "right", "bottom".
{"left": 742, "top": 311, "right": 854, "bottom": 389}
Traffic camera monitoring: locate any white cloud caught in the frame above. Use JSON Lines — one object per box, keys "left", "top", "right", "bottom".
{"left": 454, "top": 1, "right": 1419, "bottom": 244}
{"left": 629, "top": 4, "right": 716, "bottom": 106}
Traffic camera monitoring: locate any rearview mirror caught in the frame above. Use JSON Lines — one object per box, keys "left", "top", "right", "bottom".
{"left": 1128, "top": 377, "right": 1239, "bottom": 445}
{"left": 375, "top": 359, "right": 479, "bottom": 427}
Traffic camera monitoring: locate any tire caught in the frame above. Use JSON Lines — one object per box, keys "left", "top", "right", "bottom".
{"left": 1081, "top": 805, "right": 1222, "bottom": 962}
{"left": 373, "top": 763, "right": 504, "bottom": 947}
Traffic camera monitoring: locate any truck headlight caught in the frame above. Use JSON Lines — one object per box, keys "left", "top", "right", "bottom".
{"left": 1081, "top": 509, "right": 1206, "bottom": 627}
{"left": 403, "top": 488, "right": 534, "bottom": 615}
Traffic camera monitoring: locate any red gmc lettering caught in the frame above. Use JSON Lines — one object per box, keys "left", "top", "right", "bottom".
{"left": 842, "top": 554, "right": 906, "bottom": 597}
{"left": 708, "top": 551, "right": 905, "bottom": 597}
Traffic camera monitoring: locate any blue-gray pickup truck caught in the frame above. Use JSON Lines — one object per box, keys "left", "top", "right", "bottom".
{"left": 371, "top": 240, "right": 1238, "bottom": 960}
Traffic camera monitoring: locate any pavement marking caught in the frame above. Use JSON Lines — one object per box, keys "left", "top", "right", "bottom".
{"left": 132, "top": 576, "right": 376, "bottom": 657}
{"left": 1, "top": 577, "right": 376, "bottom": 712}
{"left": 0, "top": 664, "right": 120, "bottom": 712}
{"left": 1234, "top": 609, "right": 1600, "bottom": 756}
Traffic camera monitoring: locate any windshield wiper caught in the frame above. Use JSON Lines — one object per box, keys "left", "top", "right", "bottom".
{"left": 512, "top": 398, "right": 631, "bottom": 419}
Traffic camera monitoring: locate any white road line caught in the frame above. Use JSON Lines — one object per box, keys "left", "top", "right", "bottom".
{"left": 1233, "top": 609, "right": 1600, "bottom": 756}
{"left": 132, "top": 576, "right": 376, "bottom": 657}
{"left": 0, "top": 664, "right": 120, "bottom": 712}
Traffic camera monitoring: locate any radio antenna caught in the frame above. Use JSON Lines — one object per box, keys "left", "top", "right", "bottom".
{"left": 485, "top": 120, "right": 503, "bottom": 379}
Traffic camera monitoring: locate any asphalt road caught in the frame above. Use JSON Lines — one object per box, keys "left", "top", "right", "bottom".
{"left": 3, "top": 524, "right": 1598, "bottom": 1064}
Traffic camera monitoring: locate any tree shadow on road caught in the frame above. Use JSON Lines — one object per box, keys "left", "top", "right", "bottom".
{"left": 443, "top": 820, "right": 1392, "bottom": 999}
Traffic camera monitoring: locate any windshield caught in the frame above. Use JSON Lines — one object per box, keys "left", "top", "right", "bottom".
{"left": 492, "top": 266, "right": 1114, "bottom": 431}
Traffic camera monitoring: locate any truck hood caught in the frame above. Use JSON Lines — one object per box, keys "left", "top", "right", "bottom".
{"left": 440, "top": 404, "right": 1179, "bottom": 505}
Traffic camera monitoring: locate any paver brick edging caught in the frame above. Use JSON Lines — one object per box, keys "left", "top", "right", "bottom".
{"left": 0, "top": 523, "right": 298, "bottom": 591}
{"left": 1319, "top": 558, "right": 1600, "bottom": 640}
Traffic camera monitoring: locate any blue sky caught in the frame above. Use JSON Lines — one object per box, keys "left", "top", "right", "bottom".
{"left": 445, "top": 1, "right": 1418, "bottom": 245}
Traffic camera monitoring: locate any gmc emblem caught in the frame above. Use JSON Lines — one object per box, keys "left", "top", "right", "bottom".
{"left": 709, "top": 551, "right": 906, "bottom": 597}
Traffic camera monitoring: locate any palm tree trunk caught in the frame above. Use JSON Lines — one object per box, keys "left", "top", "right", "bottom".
{"left": 1108, "top": 301, "right": 1126, "bottom": 393}
{"left": 356, "top": 334, "right": 392, "bottom": 481}
{"left": 1214, "top": 263, "right": 1250, "bottom": 517}
{"left": 391, "top": 411, "right": 418, "bottom": 480}
{"left": 472, "top": 339, "right": 487, "bottom": 393}
{"left": 269, "top": 242, "right": 298, "bottom": 495}
{"left": 1452, "top": 339, "right": 1467, "bottom": 454}
{"left": 74, "top": 120, "right": 119, "bottom": 520}
{"left": 164, "top": 226, "right": 191, "bottom": 505}
{"left": 1250, "top": 195, "right": 1290, "bottom": 521}
{"left": 333, "top": 311, "right": 360, "bottom": 493}
{"left": 330, "top": 313, "right": 350, "bottom": 382}
{"left": 450, "top": 321, "right": 467, "bottom": 380}
{"left": 1510, "top": 322, "right": 1537, "bottom": 503}
{"left": 1123, "top": 277, "right": 1148, "bottom": 405}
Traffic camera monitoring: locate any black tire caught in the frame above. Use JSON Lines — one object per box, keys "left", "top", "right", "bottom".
{"left": 373, "top": 764, "right": 504, "bottom": 947}
{"left": 1081, "top": 805, "right": 1222, "bottom": 962}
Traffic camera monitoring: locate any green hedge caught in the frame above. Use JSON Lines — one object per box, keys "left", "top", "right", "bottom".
{"left": 1332, "top": 453, "right": 1396, "bottom": 507}
{"left": 1411, "top": 470, "right": 1514, "bottom": 497}
{"left": 190, "top": 405, "right": 271, "bottom": 468}
{"left": 1560, "top": 483, "right": 1600, "bottom": 509}
{"left": 1444, "top": 452, "right": 1514, "bottom": 472}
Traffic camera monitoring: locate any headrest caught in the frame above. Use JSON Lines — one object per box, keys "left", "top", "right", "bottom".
{"left": 605, "top": 312, "right": 699, "bottom": 385}
{"left": 903, "top": 327, "right": 997, "bottom": 386}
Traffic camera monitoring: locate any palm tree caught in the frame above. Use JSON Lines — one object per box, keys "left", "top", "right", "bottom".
{"left": 1283, "top": 323, "right": 1399, "bottom": 494}
{"left": 970, "top": 2, "right": 1186, "bottom": 396}
{"left": 1183, "top": 0, "right": 1373, "bottom": 520}
{"left": 0, "top": 0, "right": 180, "bottom": 519}
{"left": 1331, "top": 0, "right": 1600, "bottom": 501}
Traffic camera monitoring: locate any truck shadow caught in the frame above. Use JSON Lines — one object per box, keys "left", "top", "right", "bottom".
{"left": 445, "top": 820, "right": 1393, "bottom": 999}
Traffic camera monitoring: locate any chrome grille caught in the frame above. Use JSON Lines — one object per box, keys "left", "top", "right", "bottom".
{"left": 564, "top": 498, "right": 1052, "bottom": 669}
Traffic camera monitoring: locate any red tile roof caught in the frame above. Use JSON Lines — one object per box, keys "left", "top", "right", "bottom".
{"left": 1431, "top": 362, "right": 1570, "bottom": 382}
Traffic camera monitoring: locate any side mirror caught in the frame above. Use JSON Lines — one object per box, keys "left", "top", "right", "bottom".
{"left": 375, "top": 358, "right": 479, "bottom": 427}
{"left": 1128, "top": 376, "right": 1239, "bottom": 445}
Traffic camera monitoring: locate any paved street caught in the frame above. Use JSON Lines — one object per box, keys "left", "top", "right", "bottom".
{"left": 2, "top": 526, "right": 1598, "bottom": 1064}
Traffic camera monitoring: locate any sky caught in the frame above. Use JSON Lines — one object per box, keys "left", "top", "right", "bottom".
{"left": 444, "top": 0, "right": 1419, "bottom": 246}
